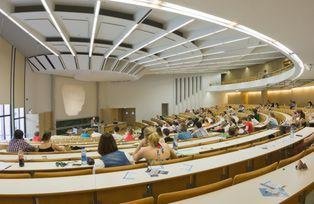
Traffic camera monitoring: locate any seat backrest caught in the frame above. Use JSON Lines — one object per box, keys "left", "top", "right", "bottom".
{"left": 120, "top": 197, "right": 154, "bottom": 204}
{"left": 304, "top": 146, "right": 314, "bottom": 156}
{"left": 0, "top": 173, "right": 31, "bottom": 179}
{"left": 278, "top": 150, "right": 305, "bottom": 168}
{"left": 33, "top": 169, "right": 92, "bottom": 178}
{"left": 194, "top": 149, "right": 227, "bottom": 159}
{"left": 233, "top": 162, "right": 278, "bottom": 185}
{"left": 157, "top": 178, "right": 233, "bottom": 204}
{"left": 151, "top": 156, "right": 192, "bottom": 166}
{"left": 96, "top": 163, "right": 146, "bottom": 174}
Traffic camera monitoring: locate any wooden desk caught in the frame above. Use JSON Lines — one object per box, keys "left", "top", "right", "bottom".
{"left": 0, "top": 128, "right": 312, "bottom": 197}
{"left": 176, "top": 129, "right": 279, "bottom": 156}
{"left": 172, "top": 152, "right": 314, "bottom": 204}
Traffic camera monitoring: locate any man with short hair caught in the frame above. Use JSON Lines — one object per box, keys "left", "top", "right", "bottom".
{"left": 112, "top": 126, "right": 123, "bottom": 141}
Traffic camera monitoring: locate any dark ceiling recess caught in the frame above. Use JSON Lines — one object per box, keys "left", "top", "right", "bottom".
{"left": 14, "top": 5, "right": 45, "bottom": 12}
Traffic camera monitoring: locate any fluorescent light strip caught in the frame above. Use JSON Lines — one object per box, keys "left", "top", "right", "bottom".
{"left": 108, "top": 0, "right": 304, "bottom": 79}
{"left": 147, "top": 51, "right": 224, "bottom": 66}
{"left": 142, "top": 36, "right": 250, "bottom": 65}
{"left": 0, "top": 8, "right": 58, "bottom": 56}
{"left": 119, "top": 19, "right": 194, "bottom": 60}
{"left": 247, "top": 44, "right": 268, "bottom": 49}
{"left": 152, "top": 56, "right": 283, "bottom": 70}
{"left": 132, "top": 27, "right": 227, "bottom": 62}
{"left": 89, "top": 0, "right": 101, "bottom": 57}
{"left": 41, "top": 0, "right": 75, "bottom": 56}
{"left": 105, "top": 24, "right": 138, "bottom": 58}
{"left": 148, "top": 50, "right": 280, "bottom": 68}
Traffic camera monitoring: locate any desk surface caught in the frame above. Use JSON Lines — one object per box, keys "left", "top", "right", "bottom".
{"left": 0, "top": 127, "right": 312, "bottom": 196}
{"left": 172, "top": 152, "right": 314, "bottom": 204}
{"left": 176, "top": 129, "right": 278, "bottom": 156}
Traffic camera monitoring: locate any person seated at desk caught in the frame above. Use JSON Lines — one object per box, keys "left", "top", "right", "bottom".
{"left": 252, "top": 108, "right": 260, "bottom": 122}
{"left": 250, "top": 115, "right": 259, "bottom": 126}
{"left": 32, "top": 131, "right": 41, "bottom": 142}
{"left": 133, "top": 132, "right": 176, "bottom": 163}
{"left": 38, "top": 132, "right": 64, "bottom": 152}
{"left": 156, "top": 126, "right": 163, "bottom": 138}
{"left": 191, "top": 121, "right": 209, "bottom": 137}
{"left": 244, "top": 116, "right": 254, "bottom": 134}
{"left": 162, "top": 128, "right": 173, "bottom": 143}
{"left": 267, "top": 112, "right": 279, "bottom": 129}
{"left": 7, "top": 129, "right": 36, "bottom": 152}
{"left": 81, "top": 131, "right": 90, "bottom": 138}
{"left": 123, "top": 128, "right": 135, "bottom": 142}
{"left": 177, "top": 123, "right": 192, "bottom": 140}
{"left": 307, "top": 101, "right": 313, "bottom": 109}
{"left": 98, "top": 133, "right": 133, "bottom": 167}
{"left": 112, "top": 126, "right": 123, "bottom": 141}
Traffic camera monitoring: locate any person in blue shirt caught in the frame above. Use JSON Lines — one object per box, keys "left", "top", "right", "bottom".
{"left": 177, "top": 123, "right": 192, "bottom": 140}
{"left": 98, "top": 133, "right": 132, "bottom": 167}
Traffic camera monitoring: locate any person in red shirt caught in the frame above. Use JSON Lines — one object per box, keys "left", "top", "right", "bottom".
{"left": 244, "top": 116, "right": 254, "bottom": 134}
{"left": 123, "top": 128, "right": 135, "bottom": 142}
{"left": 32, "top": 131, "right": 41, "bottom": 142}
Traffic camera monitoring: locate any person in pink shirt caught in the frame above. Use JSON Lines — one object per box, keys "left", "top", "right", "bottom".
{"left": 124, "top": 128, "right": 135, "bottom": 142}
{"left": 32, "top": 131, "right": 41, "bottom": 142}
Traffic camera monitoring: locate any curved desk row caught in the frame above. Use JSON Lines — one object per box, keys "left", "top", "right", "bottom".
{"left": 0, "top": 127, "right": 312, "bottom": 204}
{"left": 172, "top": 152, "right": 314, "bottom": 204}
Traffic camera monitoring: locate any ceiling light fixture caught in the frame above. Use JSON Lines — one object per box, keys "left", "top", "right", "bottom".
{"left": 108, "top": 0, "right": 304, "bottom": 79}
{"left": 0, "top": 8, "right": 58, "bottom": 56}
{"left": 89, "top": 0, "right": 101, "bottom": 57}
{"left": 104, "top": 9, "right": 152, "bottom": 59}
{"left": 132, "top": 27, "right": 228, "bottom": 62}
{"left": 119, "top": 18, "right": 194, "bottom": 60}
{"left": 41, "top": 0, "right": 76, "bottom": 56}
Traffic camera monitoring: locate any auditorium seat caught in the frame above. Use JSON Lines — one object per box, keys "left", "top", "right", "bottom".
{"left": 121, "top": 197, "right": 154, "bottom": 204}
{"left": 157, "top": 178, "right": 233, "bottom": 204}
{"left": 233, "top": 162, "right": 278, "bottom": 185}
{"left": 33, "top": 169, "right": 92, "bottom": 178}
{"left": 277, "top": 150, "right": 305, "bottom": 169}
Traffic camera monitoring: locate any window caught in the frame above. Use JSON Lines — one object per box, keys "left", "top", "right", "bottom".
{"left": 0, "top": 104, "right": 25, "bottom": 140}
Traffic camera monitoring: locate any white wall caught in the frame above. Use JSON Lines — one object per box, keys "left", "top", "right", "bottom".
{"left": 99, "top": 73, "right": 226, "bottom": 121}
{"left": 25, "top": 65, "right": 52, "bottom": 114}
{"left": 54, "top": 76, "right": 97, "bottom": 121}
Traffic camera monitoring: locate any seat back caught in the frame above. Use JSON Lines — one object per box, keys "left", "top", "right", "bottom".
{"left": 194, "top": 149, "right": 227, "bottom": 159}
{"left": 157, "top": 178, "right": 233, "bottom": 204}
{"left": 96, "top": 163, "right": 146, "bottom": 174}
{"left": 33, "top": 169, "right": 92, "bottom": 178}
{"left": 278, "top": 150, "right": 305, "bottom": 169}
{"left": 0, "top": 173, "right": 31, "bottom": 179}
{"left": 233, "top": 162, "right": 278, "bottom": 185}
{"left": 150, "top": 156, "right": 192, "bottom": 166}
{"left": 120, "top": 197, "right": 154, "bottom": 204}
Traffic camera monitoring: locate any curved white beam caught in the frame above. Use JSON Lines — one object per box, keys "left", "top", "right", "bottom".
{"left": 107, "top": 0, "right": 305, "bottom": 80}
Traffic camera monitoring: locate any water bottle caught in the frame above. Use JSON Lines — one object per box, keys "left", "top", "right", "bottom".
{"left": 173, "top": 135, "right": 178, "bottom": 151}
{"left": 18, "top": 149, "right": 25, "bottom": 167}
{"left": 81, "top": 147, "right": 87, "bottom": 165}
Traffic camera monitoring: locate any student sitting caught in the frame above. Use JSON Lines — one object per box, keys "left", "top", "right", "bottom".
{"left": 133, "top": 133, "right": 176, "bottom": 163}
{"left": 7, "top": 130, "right": 36, "bottom": 152}
{"left": 244, "top": 116, "right": 254, "bottom": 134}
{"left": 38, "top": 132, "right": 64, "bottom": 152}
{"left": 123, "top": 128, "right": 135, "bottom": 142}
{"left": 162, "top": 128, "right": 173, "bottom": 143}
{"left": 267, "top": 112, "right": 279, "bottom": 129}
{"left": 32, "top": 131, "right": 41, "bottom": 142}
{"left": 98, "top": 133, "right": 132, "bottom": 167}
{"left": 177, "top": 123, "right": 192, "bottom": 140}
{"left": 191, "top": 121, "right": 209, "bottom": 137}
{"left": 112, "top": 126, "right": 123, "bottom": 141}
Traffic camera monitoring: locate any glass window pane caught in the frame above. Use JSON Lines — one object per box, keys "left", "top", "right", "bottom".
{"left": 15, "top": 119, "right": 20, "bottom": 130}
{"left": 14, "top": 108, "right": 19, "bottom": 118}
{"left": 0, "top": 105, "right": 3, "bottom": 115}
{"left": 4, "top": 116, "right": 11, "bottom": 139}
{"left": 20, "top": 119, "right": 25, "bottom": 133}
{"left": 0, "top": 117, "right": 4, "bottom": 140}
{"left": 19, "top": 108, "right": 24, "bottom": 118}
{"left": 4, "top": 104, "right": 10, "bottom": 115}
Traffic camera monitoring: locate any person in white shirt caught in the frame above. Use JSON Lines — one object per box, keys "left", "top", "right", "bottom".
{"left": 112, "top": 126, "right": 123, "bottom": 141}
